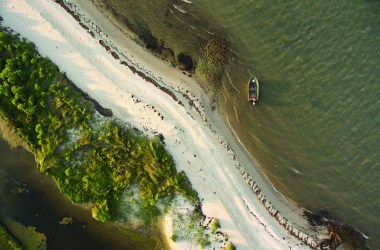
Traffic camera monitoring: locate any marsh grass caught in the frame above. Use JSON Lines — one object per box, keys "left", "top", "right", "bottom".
{"left": 0, "top": 19, "right": 213, "bottom": 248}
{"left": 0, "top": 118, "right": 31, "bottom": 151}
{"left": 224, "top": 242, "right": 236, "bottom": 250}
{"left": 2, "top": 217, "right": 46, "bottom": 250}
{"left": 196, "top": 57, "right": 222, "bottom": 86}
{"left": 167, "top": 197, "right": 210, "bottom": 248}
{"left": 210, "top": 218, "right": 220, "bottom": 234}
{"left": 0, "top": 221, "right": 22, "bottom": 250}
{"left": 0, "top": 24, "right": 199, "bottom": 229}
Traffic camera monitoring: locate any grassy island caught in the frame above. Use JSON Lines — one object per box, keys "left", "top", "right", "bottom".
{"left": 0, "top": 221, "right": 22, "bottom": 250}
{"left": 0, "top": 24, "right": 199, "bottom": 229}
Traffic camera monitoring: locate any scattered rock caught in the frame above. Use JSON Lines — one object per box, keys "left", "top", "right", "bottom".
{"left": 177, "top": 53, "right": 194, "bottom": 71}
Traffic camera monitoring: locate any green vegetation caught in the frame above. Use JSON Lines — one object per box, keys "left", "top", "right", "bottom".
{"left": 0, "top": 24, "right": 198, "bottom": 227}
{"left": 0, "top": 222, "right": 22, "bottom": 250}
{"left": 2, "top": 217, "right": 46, "bottom": 250}
{"left": 196, "top": 57, "right": 221, "bottom": 84}
{"left": 0, "top": 117, "right": 30, "bottom": 150}
{"left": 58, "top": 217, "right": 73, "bottom": 225}
{"left": 196, "top": 35, "right": 229, "bottom": 86}
{"left": 204, "top": 35, "right": 229, "bottom": 66}
{"left": 170, "top": 233, "right": 178, "bottom": 242}
{"left": 169, "top": 207, "right": 210, "bottom": 247}
{"left": 111, "top": 222, "right": 158, "bottom": 248}
{"left": 224, "top": 242, "right": 236, "bottom": 250}
{"left": 210, "top": 218, "right": 220, "bottom": 233}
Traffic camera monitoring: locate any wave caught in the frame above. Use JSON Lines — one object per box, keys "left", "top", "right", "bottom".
{"left": 172, "top": 4, "right": 187, "bottom": 14}
{"left": 290, "top": 167, "right": 303, "bottom": 175}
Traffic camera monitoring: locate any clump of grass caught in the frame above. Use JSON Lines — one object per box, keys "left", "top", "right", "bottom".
{"left": 170, "top": 234, "right": 178, "bottom": 242}
{"left": 168, "top": 197, "right": 210, "bottom": 247}
{"left": 224, "top": 242, "right": 236, "bottom": 250}
{"left": 196, "top": 56, "right": 222, "bottom": 85}
{"left": 0, "top": 222, "right": 22, "bottom": 250}
{"left": 58, "top": 217, "right": 73, "bottom": 225}
{"left": 210, "top": 218, "right": 220, "bottom": 233}
{"left": 195, "top": 34, "right": 229, "bottom": 87}
{"left": 0, "top": 118, "right": 30, "bottom": 151}
{"left": 204, "top": 35, "right": 229, "bottom": 65}
{"left": 2, "top": 217, "right": 46, "bottom": 250}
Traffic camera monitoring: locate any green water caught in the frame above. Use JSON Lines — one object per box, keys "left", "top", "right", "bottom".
{"left": 212, "top": 0, "right": 380, "bottom": 245}
{"left": 91, "top": 0, "right": 380, "bottom": 247}
{"left": 210, "top": 1, "right": 380, "bottom": 247}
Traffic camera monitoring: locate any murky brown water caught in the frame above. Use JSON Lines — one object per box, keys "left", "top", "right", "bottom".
{"left": 0, "top": 133, "right": 162, "bottom": 250}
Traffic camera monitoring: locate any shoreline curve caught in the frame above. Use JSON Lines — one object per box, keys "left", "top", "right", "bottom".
{"left": 0, "top": 0, "right": 331, "bottom": 249}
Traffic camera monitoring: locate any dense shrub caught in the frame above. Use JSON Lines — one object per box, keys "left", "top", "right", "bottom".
{"left": 196, "top": 35, "right": 229, "bottom": 85}
{"left": 210, "top": 218, "right": 220, "bottom": 233}
{"left": 0, "top": 25, "right": 198, "bottom": 223}
{"left": 0, "top": 222, "right": 22, "bottom": 250}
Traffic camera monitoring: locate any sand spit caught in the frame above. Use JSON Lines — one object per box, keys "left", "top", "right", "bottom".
{"left": 0, "top": 0, "right": 329, "bottom": 249}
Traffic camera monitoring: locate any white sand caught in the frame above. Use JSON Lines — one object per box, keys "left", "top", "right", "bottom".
{"left": 0, "top": 0, "right": 327, "bottom": 249}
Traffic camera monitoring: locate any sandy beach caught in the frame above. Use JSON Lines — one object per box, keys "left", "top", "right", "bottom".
{"left": 0, "top": 0, "right": 328, "bottom": 249}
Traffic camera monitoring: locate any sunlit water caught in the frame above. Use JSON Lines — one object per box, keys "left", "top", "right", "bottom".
{"left": 92, "top": 0, "right": 380, "bottom": 247}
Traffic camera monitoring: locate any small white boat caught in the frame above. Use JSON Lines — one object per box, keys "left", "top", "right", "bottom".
{"left": 248, "top": 76, "right": 259, "bottom": 105}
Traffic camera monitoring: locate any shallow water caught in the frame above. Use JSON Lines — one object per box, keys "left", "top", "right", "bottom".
{"left": 0, "top": 136, "right": 160, "bottom": 249}
{"left": 213, "top": 1, "right": 380, "bottom": 247}
{"left": 92, "top": 0, "right": 380, "bottom": 247}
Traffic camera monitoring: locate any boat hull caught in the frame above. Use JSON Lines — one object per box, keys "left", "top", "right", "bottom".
{"left": 248, "top": 76, "right": 259, "bottom": 104}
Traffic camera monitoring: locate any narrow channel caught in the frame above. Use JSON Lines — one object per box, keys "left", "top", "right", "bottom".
{"left": 0, "top": 130, "right": 162, "bottom": 250}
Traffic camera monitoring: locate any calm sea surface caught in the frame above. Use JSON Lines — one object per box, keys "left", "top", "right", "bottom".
{"left": 210, "top": 2, "right": 380, "bottom": 248}
{"left": 94, "top": 0, "right": 380, "bottom": 248}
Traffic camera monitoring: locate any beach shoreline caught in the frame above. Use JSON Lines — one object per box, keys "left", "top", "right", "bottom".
{"left": 0, "top": 0, "right": 330, "bottom": 248}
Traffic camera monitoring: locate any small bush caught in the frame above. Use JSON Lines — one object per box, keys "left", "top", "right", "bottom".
{"left": 210, "top": 218, "right": 220, "bottom": 233}
{"left": 224, "top": 242, "right": 235, "bottom": 250}
{"left": 0, "top": 21, "right": 200, "bottom": 230}
{"left": 204, "top": 35, "right": 229, "bottom": 65}
{"left": 0, "top": 223, "right": 22, "bottom": 250}
{"left": 170, "top": 206, "right": 209, "bottom": 247}
{"left": 170, "top": 234, "right": 178, "bottom": 242}
{"left": 195, "top": 34, "right": 229, "bottom": 86}
{"left": 92, "top": 200, "right": 111, "bottom": 222}
{"left": 195, "top": 57, "right": 221, "bottom": 85}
